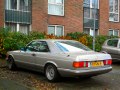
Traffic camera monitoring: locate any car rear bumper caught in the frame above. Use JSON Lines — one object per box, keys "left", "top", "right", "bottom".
{"left": 58, "top": 65, "right": 112, "bottom": 77}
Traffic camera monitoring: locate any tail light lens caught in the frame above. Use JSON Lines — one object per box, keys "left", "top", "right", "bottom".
{"left": 108, "top": 59, "right": 112, "bottom": 65}
{"left": 73, "top": 61, "right": 88, "bottom": 68}
{"left": 103, "top": 59, "right": 112, "bottom": 65}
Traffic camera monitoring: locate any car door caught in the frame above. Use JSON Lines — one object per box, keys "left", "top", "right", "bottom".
{"left": 31, "top": 41, "right": 51, "bottom": 72}
{"left": 105, "top": 39, "right": 119, "bottom": 59}
{"left": 16, "top": 41, "right": 40, "bottom": 70}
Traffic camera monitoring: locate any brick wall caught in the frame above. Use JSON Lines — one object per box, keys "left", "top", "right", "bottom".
{"left": 99, "top": 0, "right": 120, "bottom": 36}
{"left": 32, "top": 0, "right": 84, "bottom": 35}
{"left": 0, "top": 0, "right": 4, "bottom": 27}
{"left": 32, "top": 0, "right": 120, "bottom": 36}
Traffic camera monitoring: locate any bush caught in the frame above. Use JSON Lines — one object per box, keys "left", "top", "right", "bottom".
{"left": 0, "top": 28, "right": 119, "bottom": 56}
{"left": 66, "top": 32, "right": 119, "bottom": 51}
{"left": 0, "top": 28, "right": 45, "bottom": 55}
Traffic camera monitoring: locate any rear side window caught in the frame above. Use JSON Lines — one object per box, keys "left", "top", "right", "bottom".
{"left": 26, "top": 41, "right": 50, "bottom": 52}
{"left": 107, "top": 40, "right": 118, "bottom": 47}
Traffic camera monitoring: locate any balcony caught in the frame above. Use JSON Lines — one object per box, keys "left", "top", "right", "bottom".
{"left": 5, "top": 10, "right": 31, "bottom": 24}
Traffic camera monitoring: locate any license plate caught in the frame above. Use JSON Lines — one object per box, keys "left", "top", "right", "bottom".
{"left": 91, "top": 61, "right": 103, "bottom": 67}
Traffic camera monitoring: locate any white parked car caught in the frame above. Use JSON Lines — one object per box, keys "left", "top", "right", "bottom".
{"left": 6, "top": 39, "right": 112, "bottom": 82}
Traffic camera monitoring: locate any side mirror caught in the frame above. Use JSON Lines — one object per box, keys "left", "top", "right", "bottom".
{"left": 20, "top": 47, "right": 26, "bottom": 51}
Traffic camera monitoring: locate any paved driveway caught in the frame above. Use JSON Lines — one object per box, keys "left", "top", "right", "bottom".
{"left": 0, "top": 59, "right": 120, "bottom": 90}
{"left": 0, "top": 79, "right": 34, "bottom": 90}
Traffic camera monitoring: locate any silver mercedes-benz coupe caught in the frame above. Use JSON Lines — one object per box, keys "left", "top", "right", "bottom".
{"left": 6, "top": 39, "right": 112, "bottom": 82}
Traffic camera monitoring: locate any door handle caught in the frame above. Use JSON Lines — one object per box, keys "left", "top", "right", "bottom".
{"left": 32, "top": 53, "right": 36, "bottom": 56}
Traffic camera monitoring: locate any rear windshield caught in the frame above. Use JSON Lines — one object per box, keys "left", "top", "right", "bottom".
{"left": 55, "top": 41, "right": 91, "bottom": 52}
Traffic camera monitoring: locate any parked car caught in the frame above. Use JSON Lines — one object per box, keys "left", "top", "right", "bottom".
{"left": 6, "top": 39, "right": 112, "bottom": 82}
{"left": 102, "top": 38, "right": 120, "bottom": 61}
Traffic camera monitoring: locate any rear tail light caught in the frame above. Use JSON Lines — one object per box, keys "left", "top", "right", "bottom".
{"left": 73, "top": 61, "right": 88, "bottom": 68}
{"left": 103, "top": 59, "right": 112, "bottom": 65}
{"left": 108, "top": 59, "right": 112, "bottom": 65}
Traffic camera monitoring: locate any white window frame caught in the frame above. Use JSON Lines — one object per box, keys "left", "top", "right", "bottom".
{"left": 48, "top": 0, "right": 64, "bottom": 16}
{"left": 109, "top": 0, "right": 119, "bottom": 22}
{"left": 48, "top": 25, "right": 64, "bottom": 36}
{"left": 109, "top": 29, "right": 119, "bottom": 36}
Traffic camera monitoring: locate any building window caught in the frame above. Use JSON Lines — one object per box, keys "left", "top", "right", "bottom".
{"left": 5, "top": 23, "right": 30, "bottom": 34}
{"left": 48, "top": 25, "right": 64, "bottom": 36}
{"left": 84, "top": 8, "right": 98, "bottom": 19}
{"left": 5, "top": 0, "right": 17, "bottom": 10}
{"left": 5, "top": 0, "right": 30, "bottom": 11}
{"left": 84, "top": 0, "right": 99, "bottom": 19}
{"left": 5, "top": 23, "right": 17, "bottom": 32}
{"left": 19, "top": 24, "right": 29, "bottom": 34}
{"left": 83, "top": 0, "right": 99, "bottom": 31}
{"left": 20, "top": 0, "right": 30, "bottom": 11}
{"left": 84, "top": 0, "right": 99, "bottom": 9}
{"left": 109, "top": 0, "right": 119, "bottom": 22}
{"left": 48, "top": 0, "right": 64, "bottom": 16}
{"left": 109, "top": 29, "right": 119, "bottom": 36}
{"left": 84, "top": 28, "right": 98, "bottom": 36}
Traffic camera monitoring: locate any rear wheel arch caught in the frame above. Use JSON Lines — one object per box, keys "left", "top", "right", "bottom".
{"left": 44, "top": 61, "right": 58, "bottom": 69}
{"left": 8, "top": 54, "right": 15, "bottom": 60}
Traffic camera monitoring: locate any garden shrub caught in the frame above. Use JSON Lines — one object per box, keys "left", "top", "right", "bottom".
{"left": 0, "top": 27, "right": 119, "bottom": 57}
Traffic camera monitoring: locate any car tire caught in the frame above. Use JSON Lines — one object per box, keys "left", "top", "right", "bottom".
{"left": 45, "top": 64, "right": 60, "bottom": 82}
{"left": 7, "top": 56, "right": 16, "bottom": 70}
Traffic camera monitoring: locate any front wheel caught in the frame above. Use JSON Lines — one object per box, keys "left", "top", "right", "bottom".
{"left": 7, "top": 56, "right": 16, "bottom": 70}
{"left": 45, "top": 64, "right": 60, "bottom": 82}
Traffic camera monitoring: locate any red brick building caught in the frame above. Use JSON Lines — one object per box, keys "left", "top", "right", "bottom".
{"left": 0, "top": 0, "right": 4, "bottom": 27}
{"left": 0, "top": 0, "right": 120, "bottom": 36}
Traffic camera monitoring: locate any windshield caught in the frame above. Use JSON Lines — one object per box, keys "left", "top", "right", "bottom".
{"left": 55, "top": 41, "right": 91, "bottom": 52}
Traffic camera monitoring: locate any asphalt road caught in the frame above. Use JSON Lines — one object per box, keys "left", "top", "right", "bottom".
{"left": 0, "top": 59, "right": 120, "bottom": 90}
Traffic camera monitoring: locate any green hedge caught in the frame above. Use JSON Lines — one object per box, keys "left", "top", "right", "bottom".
{"left": 0, "top": 28, "right": 45, "bottom": 55}
{"left": 67, "top": 32, "right": 118, "bottom": 51}
{"left": 0, "top": 28, "right": 118, "bottom": 56}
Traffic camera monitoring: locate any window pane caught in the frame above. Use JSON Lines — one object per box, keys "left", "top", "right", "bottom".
{"left": 109, "top": 30, "right": 113, "bottom": 36}
{"left": 48, "top": 0, "right": 64, "bottom": 15}
{"left": 109, "top": 0, "right": 113, "bottom": 12}
{"left": 109, "top": 13, "right": 114, "bottom": 21}
{"left": 5, "top": 23, "right": 17, "bottom": 32}
{"left": 19, "top": 24, "right": 29, "bottom": 34}
{"left": 20, "top": 0, "right": 29, "bottom": 11}
{"left": 48, "top": 26, "right": 55, "bottom": 35}
{"left": 115, "top": 0, "right": 118, "bottom": 13}
{"left": 83, "top": 28, "right": 90, "bottom": 35}
{"left": 48, "top": 4, "right": 63, "bottom": 15}
{"left": 84, "top": 0, "right": 90, "bottom": 7}
{"left": 114, "top": 30, "right": 119, "bottom": 36}
{"left": 84, "top": 8, "right": 90, "bottom": 18}
{"left": 92, "top": 0, "right": 98, "bottom": 8}
{"left": 114, "top": 14, "right": 119, "bottom": 21}
{"left": 56, "top": 26, "right": 63, "bottom": 36}
{"left": 11, "top": 0, "right": 17, "bottom": 9}
{"left": 109, "top": 0, "right": 119, "bottom": 22}
{"left": 91, "top": 9, "right": 98, "bottom": 19}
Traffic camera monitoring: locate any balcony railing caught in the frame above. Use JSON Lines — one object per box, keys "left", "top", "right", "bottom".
{"left": 5, "top": 10, "right": 31, "bottom": 24}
